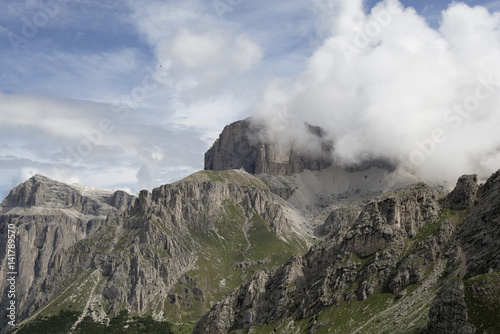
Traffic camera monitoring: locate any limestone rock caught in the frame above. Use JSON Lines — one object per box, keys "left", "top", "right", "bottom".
{"left": 343, "top": 183, "right": 441, "bottom": 257}
{"left": 423, "top": 279, "right": 476, "bottom": 334}
{"left": 459, "top": 170, "right": 500, "bottom": 274}
{"left": 0, "top": 176, "right": 135, "bottom": 326}
{"left": 194, "top": 182, "right": 445, "bottom": 333}
{"left": 443, "top": 174, "right": 478, "bottom": 210}
{"left": 204, "top": 119, "right": 333, "bottom": 176}
{"left": 0, "top": 170, "right": 307, "bottom": 331}
{"left": 314, "top": 207, "right": 360, "bottom": 237}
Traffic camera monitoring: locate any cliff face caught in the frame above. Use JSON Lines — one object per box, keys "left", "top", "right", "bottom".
{"left": 0, "top": 175, "right": 135, "bottom": 330}
{"left": 204, "top": 119, "right": 333, "bottom": 176}
{"left": 194, "top": 182, "right": 445, "bottom": 333}
{"left": 0, "top": 170, "right": 308, "bottom": 332}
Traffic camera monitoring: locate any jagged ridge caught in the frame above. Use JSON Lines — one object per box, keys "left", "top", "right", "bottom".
{"left": 194, "top": 173, "right": 500, "bottom": 334}
{"left": 0, "top": 170, "right": 309, "bottom": 333}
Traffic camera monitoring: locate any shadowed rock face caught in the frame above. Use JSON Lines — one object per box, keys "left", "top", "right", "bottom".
{"left": 443, "top": 174, "right": 478, "bottom": 210}
{"left": 204, "top": 119, "right": 333, "bottom": 176}
{"left": 205, "top": 119, "right": 397, "bottom": 179}
{"left": 424, "top": 279, "right": 475, "bottom": 334}
{"left": 458, "top": 170, "right": 500, "bottom": 275}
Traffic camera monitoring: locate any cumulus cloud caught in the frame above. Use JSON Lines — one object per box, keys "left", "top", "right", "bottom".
{"left": 254, "top": 0, "right": 500, "bottom": 183}
{"left": 128, "top": 0, "right": 264, "bottom": 142}
{"left": 167, "top": 29, "right": 263, "bottom": 98}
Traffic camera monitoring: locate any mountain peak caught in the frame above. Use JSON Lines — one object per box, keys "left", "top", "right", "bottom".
{"left": 204, "top": 119, "right": 333, "bottom": 176}
{"left": 1, "top": 175, "right": 134, "bottom": 216}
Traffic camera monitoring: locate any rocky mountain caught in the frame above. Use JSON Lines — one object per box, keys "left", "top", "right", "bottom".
{"left": 205, "top": 119, "right": 415, "bottom": 235}
{"left": 0, "top": 175, "right": 136, "bottom": 332}
{"left": 194, "top": 173, "right": 500, "bottom": 334}
{"left": 1, "top": 118, "right": 498, "bottom": 334}
{"left": 204, "top": 119, "right": 333, "bottom": 176}
{"left": 1, "top": 169, "right": 314, "bottom": 334}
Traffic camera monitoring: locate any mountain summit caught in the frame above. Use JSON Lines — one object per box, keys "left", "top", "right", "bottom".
{"left": 205, "top": 119, "right": 333, "bottom": 176}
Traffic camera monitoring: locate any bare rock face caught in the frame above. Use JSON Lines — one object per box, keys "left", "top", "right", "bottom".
{"left": 443, "top": 174, "right": 478, "bottom": 210}
{"left": 343, "top": 183, "right": 441, "bottom": 257}
{"left": 0, "top": 176, "right": 135, "bottom": 327}
{"left": 204, "top": 119, "right": 333, "bottom": 176}
{"left": 0, "top": 170, "right": 307, "bottom": 332}
{"left": 459, "top": 170, "right": 500, "bottom": 275}
{"left": 314, "top": 207, "right": 360, "bottom": 237}
{"left": 423, "top": 279, "right": 476, "bottom": 334}
{"left": 194, "top": 182, "right": 446, "bottom": 333}
{"left": 194, "top": 171, "right": 500, "bottom": 334}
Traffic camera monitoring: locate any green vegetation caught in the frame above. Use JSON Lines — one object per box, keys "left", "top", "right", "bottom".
{"left": 38, "top": 269, "right": 97, "bottom": 317}
{"left": 464, "top": 272, "right": 500, "bottom": 334}
{"left": 171, "top": 321, "right": 197, "bottom": 334}
{"left": 10, "top": 310, "right": 175, "bottom": 334}
{"left": 350, "top": 253, "right": 374, "bottom": 267}
{"left": 247, "top": 213, "right": 305, "bottom": 265}
{"left": 11, "top": 310, "right": 80, "bottom": 334}
{"left": 175, "top": 170, "right": 269, "bottom": 190}
{"left": 315, "top": 291, "right": 395, "bottom": 334}
{"left": 171, "top": 200, "right": 306, "bottom": 322}
{"left": 74, "top": 310, "right": 173, "bottom": 334}
{"left": 245, "top": 291, "right": 396, "bottom": 334}
{"left": 410, "top": 208, "right": 467, "bottom": 246}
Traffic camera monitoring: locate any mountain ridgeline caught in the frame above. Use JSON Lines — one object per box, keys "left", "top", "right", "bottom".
{"left": 1, "top": 119, "right": 499, "bottom": 334}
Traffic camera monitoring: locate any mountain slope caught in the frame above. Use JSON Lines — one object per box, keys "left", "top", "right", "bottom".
{"left": 0, "top": 170, "right": 308, "bottom": 333}
{"left": 0, "top": 175, "right": 135, "bottom": 331}
{"left": 194, "top": 173, "right": 500, "bottom": 334}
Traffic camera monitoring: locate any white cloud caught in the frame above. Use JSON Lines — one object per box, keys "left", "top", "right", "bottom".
{"left": 166, "top": 29, "right": 263, "bottom": 95}
{"left": 126, "top": 0, "right": 264, "bottom": 146}
{"left": 254, "top": 0, "right": 500, "bottom": 183}
{"left": 4, "top": 0, "right": 500, "bottom": 202}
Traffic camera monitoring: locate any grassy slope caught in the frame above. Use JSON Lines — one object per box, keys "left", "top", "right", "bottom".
{"left": 175, "top": 170, "right": 269, "bottom": 190}
{"left": 167, "top": 200, "right": 307, "bottom": 322}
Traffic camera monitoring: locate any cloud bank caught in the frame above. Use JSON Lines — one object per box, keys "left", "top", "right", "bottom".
{"left": 254, "top": 0, "right": 500, "bottom": 183}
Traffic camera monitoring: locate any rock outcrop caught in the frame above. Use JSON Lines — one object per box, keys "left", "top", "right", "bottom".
{"left": 314, "top": 206, "right": 360, "bottom": 237}
{"left": 423, "top": 279, "right": 476, "bottom": 334}
{"left": 0, "top": 176, "right": 135, "bottom": 330}
{"left": 194, "top": 182, "right": 448, "bottom": 333}
{"left": 459, "top": 170, "right": 500, "bottom": 275}
{"left": 443, "top": 174, "right": 478, "bottom": 210}
{"left": 204, "top": 119, "right": 333, "bottom": 176}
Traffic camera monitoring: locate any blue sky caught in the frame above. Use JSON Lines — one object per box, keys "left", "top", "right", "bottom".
{"left": 1, "top": 0, "right": 500, "bottom": 199}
